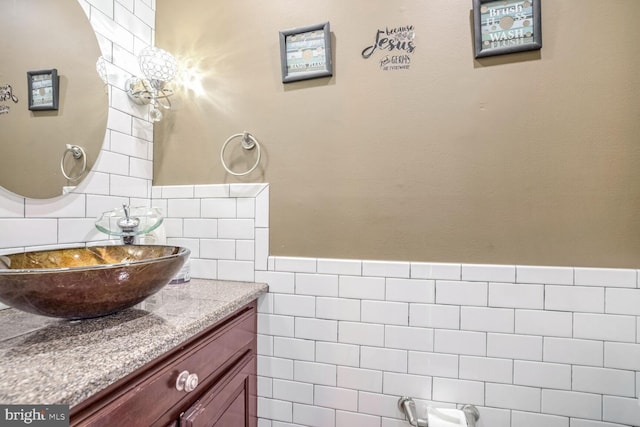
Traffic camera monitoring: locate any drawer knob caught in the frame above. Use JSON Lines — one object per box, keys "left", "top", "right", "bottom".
{"left": 176, "top": 370, "right": 199, "bottom": 393}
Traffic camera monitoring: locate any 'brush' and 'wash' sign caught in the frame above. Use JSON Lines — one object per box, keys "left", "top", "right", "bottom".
{"left": 480, "top": 0, "right": 536, "bottom": 50}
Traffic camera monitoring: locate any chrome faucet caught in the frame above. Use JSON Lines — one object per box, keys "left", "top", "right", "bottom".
{"left": 117, "top": 204, "right": 140, "bottom": 245}
{"left": 95, "top": 204, "right": 163, "bottom": 245}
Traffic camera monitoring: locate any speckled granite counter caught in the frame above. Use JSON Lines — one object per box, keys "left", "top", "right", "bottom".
{"left": 0, "top": 279, "right": 267, "bottom": 406}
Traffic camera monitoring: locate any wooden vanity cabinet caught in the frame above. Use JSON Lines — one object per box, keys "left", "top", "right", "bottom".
{"left": 70, "top": 301, "right": 258, "bottom": 427}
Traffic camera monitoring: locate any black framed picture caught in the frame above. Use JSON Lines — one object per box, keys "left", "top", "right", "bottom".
{"left": 27, "top": 69, "right": 59, "bottom": 110}
{"left": 279, "top": 22, "right": 333, "bottom": 83}
{"left": 473, "top": 0, "right": 542, "bottom": 58}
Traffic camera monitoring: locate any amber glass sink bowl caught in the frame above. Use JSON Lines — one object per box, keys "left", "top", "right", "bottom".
{"left": 0, "top": 245, "right": 190, "bottom": 320}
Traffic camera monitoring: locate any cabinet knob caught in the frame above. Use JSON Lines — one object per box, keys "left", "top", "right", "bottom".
{"left": 176, "top": 370, "right": 199, "bottom": 393}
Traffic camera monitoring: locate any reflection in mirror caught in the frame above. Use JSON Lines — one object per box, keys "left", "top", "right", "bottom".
{"left": 0, "top": 0, "right": 108, "bottom": 199}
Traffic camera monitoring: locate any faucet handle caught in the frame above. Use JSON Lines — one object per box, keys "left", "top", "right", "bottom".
{"left": 117, "top": 204, "right": 140, "bottom": 230}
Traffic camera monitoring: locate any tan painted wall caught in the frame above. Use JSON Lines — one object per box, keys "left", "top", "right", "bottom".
{"left": 155, "top": 0, "right": 640, "bottom": 268}
{"left": 0, "top": 0, "right": 107, "bottom": 199}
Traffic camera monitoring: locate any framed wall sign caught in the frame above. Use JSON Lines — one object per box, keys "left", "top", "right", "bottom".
{"left": 27, "top": 69, "right": 59, "bottom": 110}
{"left": 473, "top": 0, "right": 542, "bottom": 58}
{"left": 279, "top": 22, "right": 332, "bottom": 83}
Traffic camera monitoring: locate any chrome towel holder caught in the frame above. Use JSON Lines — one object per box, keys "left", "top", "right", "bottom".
{"left": 60, "top": 144, "right": 87, "bottom": 182}
{"left": 220, "top": 131, "right": 261, "bottom": 176}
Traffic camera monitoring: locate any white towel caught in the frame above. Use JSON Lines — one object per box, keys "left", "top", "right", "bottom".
{"left": 427, "top": 407, "right": 468, "bottom": 427}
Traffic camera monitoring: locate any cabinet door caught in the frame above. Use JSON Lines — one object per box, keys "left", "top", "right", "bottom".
{"left": 180, "top": 353, "right": 256, "bottom": 427}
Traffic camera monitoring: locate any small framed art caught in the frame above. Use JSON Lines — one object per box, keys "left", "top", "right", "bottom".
{"left": 473, "top": 0, "right": 542, "bottom": 58}
{"left": 27, "top": 69, "right": 59, "bottom": 111}
{"left": 279, "top": 22, "right": 333, "bottom": 83}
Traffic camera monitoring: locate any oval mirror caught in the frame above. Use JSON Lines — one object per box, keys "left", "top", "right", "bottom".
{"left": 0, "top": 0, "right": 108, "bottom": 199}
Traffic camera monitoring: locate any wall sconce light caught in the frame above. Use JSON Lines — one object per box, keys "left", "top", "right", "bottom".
{"left": 125, "top": 46, "right": 178, "bottom": 122}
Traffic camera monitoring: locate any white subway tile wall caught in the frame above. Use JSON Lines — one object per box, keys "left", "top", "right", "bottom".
{"left": 255, "top": 237, "right": 640, "bottom": 426}
{"left": 150, "top": 184, "right": 269, "bottom": 282}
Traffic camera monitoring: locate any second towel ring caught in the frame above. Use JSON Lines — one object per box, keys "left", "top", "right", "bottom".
{"left": 220, "top": 132, "right": 261, "bottom": 176}
{"left": 60, "top": 144, "right": 87, "bottom": 182}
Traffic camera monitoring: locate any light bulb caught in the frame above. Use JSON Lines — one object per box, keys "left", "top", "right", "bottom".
{"left": 138, "top": 47, "right": 177, "bottom": 83}
{"left": 96, "top": 56, "right": 108, "bottom": 84}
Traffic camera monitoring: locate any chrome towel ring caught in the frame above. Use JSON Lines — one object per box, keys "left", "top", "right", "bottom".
{"left": 220, "top": 132, "right": 261, "bottom": 176}
{"left": 60, "top": 144, "right": 87, "bottom": 182}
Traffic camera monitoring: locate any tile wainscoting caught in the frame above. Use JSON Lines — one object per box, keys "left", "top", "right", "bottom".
{"left": 155, "top": 183, "right": 640, "bottom": 427}
{"left": 257, "top": 257, "right": 640, "bottom": 427}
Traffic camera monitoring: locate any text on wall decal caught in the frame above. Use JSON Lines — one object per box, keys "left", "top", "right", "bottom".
{"left": 0, "top": 84, "right": 19, "bottom": 115}
{"left": 361, "top": 25, "right": 416, "bottom": 71}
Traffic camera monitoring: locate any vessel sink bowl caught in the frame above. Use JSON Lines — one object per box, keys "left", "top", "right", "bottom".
{"left": 0, "top": 245, "right": 190, "bottom": 320}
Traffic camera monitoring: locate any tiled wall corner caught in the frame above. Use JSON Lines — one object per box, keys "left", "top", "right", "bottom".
{"left": 152, "top": 183, "right": 269, "bottom": 282}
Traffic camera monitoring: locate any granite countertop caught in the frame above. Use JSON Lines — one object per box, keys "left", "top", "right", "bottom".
{"left": 0, "top": 279, "right": 267, "bottom": 407}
